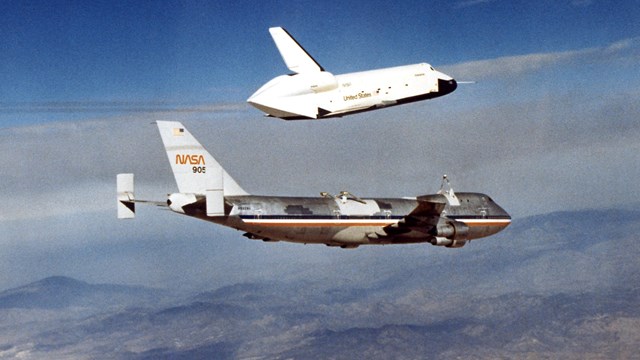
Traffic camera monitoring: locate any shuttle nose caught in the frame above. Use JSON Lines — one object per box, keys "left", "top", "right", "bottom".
{"left": 438, "top": 78, "right": 457, "bottom": 95}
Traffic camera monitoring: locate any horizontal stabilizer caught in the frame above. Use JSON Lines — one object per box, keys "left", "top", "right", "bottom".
{"left": 269, "top": 27, "right": 324, "bottom": 74}
{"left": 117, "top": 173, "right": 135, "bottom": 219}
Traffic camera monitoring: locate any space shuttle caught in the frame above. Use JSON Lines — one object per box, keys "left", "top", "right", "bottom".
{"left": 247, "top": 27, "right": 458, "bottom": 120}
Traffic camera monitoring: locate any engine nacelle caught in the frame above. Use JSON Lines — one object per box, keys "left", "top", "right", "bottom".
{"left": 279, "top": 71, "right": 338, "bottom": 96}
{"left": 430, "top": 220, "right": 469, "bottom": 248}
{"left": 434, "top": 220, "right": 469, "bottom": 241}
{"left": 256, "top": 71, "right": 338, "bottom": 98}
{"left": 430, "top": 237, "right": 467, "bottom": 248}
{"left": 306, "top": 71, "right": 338, "bottom": 93}
{"left": 167, "top": 193, "right": 198, "bottom": 214}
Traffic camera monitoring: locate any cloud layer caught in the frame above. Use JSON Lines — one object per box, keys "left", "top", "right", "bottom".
{"left": 0, "top": 39, "right": 639, "bottom": 290}
{"left": 442, "top": 37, "right": 640, "bottom": 81}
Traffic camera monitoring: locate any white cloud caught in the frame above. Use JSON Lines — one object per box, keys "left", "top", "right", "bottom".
{"left": 441, "top": 37, "right": 640, "bottom": 80}
{"left": 1, "top": 83, "right": 639, "bottom": 224}
{"left": 0, "top": 100, "right": 246, "bottom": 114}
{"left": 0, "top": 34, "right": 639, "bottom": 290}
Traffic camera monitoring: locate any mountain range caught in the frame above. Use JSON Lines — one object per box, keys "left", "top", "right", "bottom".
{"left": 0, "top": 207, "right": 638, "bottom": 359}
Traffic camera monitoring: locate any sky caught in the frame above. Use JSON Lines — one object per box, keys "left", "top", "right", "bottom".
{"left": 0, "top": 0, "right": 639, "bottom": 290}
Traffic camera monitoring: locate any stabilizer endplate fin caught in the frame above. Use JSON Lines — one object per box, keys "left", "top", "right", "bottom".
{"left": 117, "top": 173, "right": 135, "bottom": 219}
{"left": 269, "top": 27, "right": 324, "bottom": 74}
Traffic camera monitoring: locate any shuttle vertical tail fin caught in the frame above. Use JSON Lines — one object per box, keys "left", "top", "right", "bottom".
{"left": 156, "top": 121, "right": 248, "bottom": 196}
{"left": 269, "top": 27, "right": 324, "bottom": 73}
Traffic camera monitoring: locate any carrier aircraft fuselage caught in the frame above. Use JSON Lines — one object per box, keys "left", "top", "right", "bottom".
{"left": 117, "top": 122, "right": 510, "bottom": 249}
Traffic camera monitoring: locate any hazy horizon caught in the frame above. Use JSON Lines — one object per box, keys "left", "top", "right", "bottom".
{"left": 1, "top": 0, "right": 639, "bottom": 292}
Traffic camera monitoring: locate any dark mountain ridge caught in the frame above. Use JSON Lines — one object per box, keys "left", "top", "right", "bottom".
{"left": 0, "top": 207, "right": 638, "bottom": 358}
{"left": 0, "top": 275, "right": 171, "bottom": 310}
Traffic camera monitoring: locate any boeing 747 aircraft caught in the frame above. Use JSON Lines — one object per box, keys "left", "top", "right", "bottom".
{"left": 117, "top": 122, "right": 510, "bottom": 248}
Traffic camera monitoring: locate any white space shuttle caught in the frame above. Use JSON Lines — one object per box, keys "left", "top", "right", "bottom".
{"left": 247, "top": 27, "right": 458, "bottom": 120}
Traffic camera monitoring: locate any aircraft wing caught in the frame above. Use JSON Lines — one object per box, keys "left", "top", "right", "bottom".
{"left": 383, "top": 197, "right": 446, "bottom": 235}
{"left": 269, "top": 27, "right": 324, "bottom": 73}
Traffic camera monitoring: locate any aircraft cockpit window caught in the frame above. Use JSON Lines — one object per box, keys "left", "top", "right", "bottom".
{"left": 430, "top": 66, "right": 434, "bottom": 71}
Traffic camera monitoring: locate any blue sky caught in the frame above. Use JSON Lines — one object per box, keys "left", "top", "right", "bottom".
{"left": 0, "top": 0, "right": 639, "bottom": 290}
{"left": 1, "top": 0, "right": 638, "bottom": 124}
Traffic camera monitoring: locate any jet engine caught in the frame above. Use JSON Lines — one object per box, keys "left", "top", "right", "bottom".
{"left": 305, "top": 71, "right": 338, "bottom": 93}
{"left": 250, "top": 71, "right": 338, "bottom": 100}
{"left": 430, "top": 237, "right": 467, "bottom": 248}
{"left": 430, "top": 220, "right": 469, "bottom": 248}
{"left": 281, "top": 71, "right": 338, "bottom": 96}
{"left": 167, "top": 193, "right": 198, "bottom": 214}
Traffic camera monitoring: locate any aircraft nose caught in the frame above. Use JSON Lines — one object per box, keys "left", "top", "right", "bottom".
{"left": 438, "top": 78, "right": 457, "bottom": 95}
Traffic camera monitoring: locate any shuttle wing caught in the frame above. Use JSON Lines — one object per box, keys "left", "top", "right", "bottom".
{"left": 269, "top": 27, "right": 324, "bottom": 73}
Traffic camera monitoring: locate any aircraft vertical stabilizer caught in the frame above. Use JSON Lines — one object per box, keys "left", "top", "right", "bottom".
{"left": 156, "top": 121, "right": 248, "bottom": 196}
